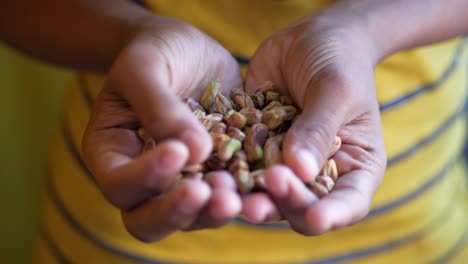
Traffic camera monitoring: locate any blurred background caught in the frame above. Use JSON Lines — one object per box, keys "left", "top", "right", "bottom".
{"left": 0, "top": 43, "right": 71, "bottom": 263}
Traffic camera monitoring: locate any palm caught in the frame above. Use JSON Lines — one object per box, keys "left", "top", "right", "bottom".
{"left": 82, "top": 20, "right": 244, "bottom": 242}
{"left": 242, "top": 18, "right": 387, "bottom": 234}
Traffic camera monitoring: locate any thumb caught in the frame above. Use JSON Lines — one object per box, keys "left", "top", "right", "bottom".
{"left": 111, "top": 40, "right": 243, "bottom": 164}
{"left": 109, "top": 47, "right": 213, "bottom": 164}
{"left": 134, "top": 82, "right": 212, "bottom": 165}
{"left": 245, "top": 48, "right": 344, "bottom": 182}
{"left": 244, "top": 45, "right": 288, "bottom": 96}
{"left": 282, "top": 80, "right": 346, "bottom": 183}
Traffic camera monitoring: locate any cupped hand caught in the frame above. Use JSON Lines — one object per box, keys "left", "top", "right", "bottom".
{"left": 82, "top": 16, "right": 243, "bottom": 242}
{"left": 242, "top": 9, "right": 387, "bottom": 235}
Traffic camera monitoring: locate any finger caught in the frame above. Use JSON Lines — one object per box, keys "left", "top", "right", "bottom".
{"left": 244, "top": 45, "right": 288, "bottom": 95}
{"left": 205, "top": 171, "right": 282, "bottom": 224}
{"left": 185, "top": 188, "right": 242, "bottom": 230}
{"left": 246, "top": 55, "right": 347, "bottom": 182}
{"left": 333, "top": 135, "right": 387, "bottom": 176}
{"left": 241, "top": 192, "right": 282, "bottom": 223}
{"left": 263, "top": 165, "right": 320, "bottom": 234}
{"left": 204, "top": 171, "right": 280, "bottom": 225}
{"left": 105, "top": 140, "right": 189, "bottom": 210}
{"left": 121, "top": 179, "right": 211, "bottom": 242}
{"left": 184, "top": 171, "right": 241, "bottom": 230}
{"left": 305, "top": 170, "right": 377, "bottom": 234}
{"left": 110, "top": 44, "right": 213, "bottom": 164}
{"left": 204, "top": 171, "right": 237, "bottom": 190}
{"left": 82, "top": 87, "right": 191, "bottom": 210}
{"left": 301, "top": 142, "right": 384, "bottom": 233}
{"left": 84, "top": 122, "right": 190, "bottom": 210}
{"left": 282, "top": 85, "right": 345, "bottom": 182}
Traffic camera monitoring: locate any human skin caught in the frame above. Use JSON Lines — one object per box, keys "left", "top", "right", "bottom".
{"left": 1, "top": 0, "right": 467, "bottom": 241}
{"left": 239, "top": 0, "right": 468, "bottom": 234}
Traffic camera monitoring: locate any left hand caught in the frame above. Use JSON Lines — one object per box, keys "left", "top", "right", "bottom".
{"left": 82, "top": 17, "right": 244, "bottom": 242}
{"left": 241, "top": 7, "right": 387, "bottom": 235}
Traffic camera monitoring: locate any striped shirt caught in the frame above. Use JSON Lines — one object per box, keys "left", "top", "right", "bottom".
{"left": 35, "top": 1, "right": 467, "bottom": 263}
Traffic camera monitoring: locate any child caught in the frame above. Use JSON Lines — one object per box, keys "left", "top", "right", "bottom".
{"left": 2, "top": 0, "right": 467, "bottom": 263}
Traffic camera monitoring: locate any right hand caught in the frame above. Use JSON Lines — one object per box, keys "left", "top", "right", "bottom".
{"left": 242, "top": 7, "right": 387, "bottom": 235}
{"left": 82, "top": 16, "right": 243, "bottom": 242}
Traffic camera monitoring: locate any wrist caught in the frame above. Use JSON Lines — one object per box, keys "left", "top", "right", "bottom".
{"left": 318, "top": 1, "right": 403, "bottom": 64}
{"left": 104, "top": 13, "right": 158, "bottom": 72}
{"left": 315, "top": 1, "right": 422, "bottom": 66}
{"left": 120, "top": 15, "right": 194, "bottom": 56}
{"left": 326, "top": 0, "right": 468, "bottom": 64}
{"left": 305, "top": 7, "right": 381, "bottom": 68}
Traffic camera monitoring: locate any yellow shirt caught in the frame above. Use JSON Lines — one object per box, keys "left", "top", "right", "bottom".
{"left": 35, "top": 1, "right": 467, "bottom": 263}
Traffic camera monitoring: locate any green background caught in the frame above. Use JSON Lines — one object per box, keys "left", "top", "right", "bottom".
{"left": 0, "top": 43, "right": 71, "bottom": 263}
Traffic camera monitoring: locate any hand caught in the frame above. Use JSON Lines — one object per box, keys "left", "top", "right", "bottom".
{"left": 242, "top": 8, "right": 387, "bottom": 235}
{"left": 82, "top": 16, "right": 243, "bottom": 242}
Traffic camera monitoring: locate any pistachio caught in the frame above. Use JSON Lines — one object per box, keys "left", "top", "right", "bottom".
{"left": 184, "top": 98, "right": 205, "bottom": 112}
{"left": 239, "top": 107, "right": 263, "bottom": 125}
{"left": 321, "top": 159, "right": 338, "bottom": 181}
{"left": 251, "top": 92, "right": 265, "bottom": 109}
{"left": 143, "top": 139, "right": 156, "bottom": 152}
{"left": 193, "top": 109, "right": 206, "bottom": 118}
{"left": 224, "top": 110, "right": 247, "bottom": 129}
{"left": 262, "top": 106, "right": 297, "bottom": 130}
{"left": 264, "top": 134, "right": 284, "bottom": 168}
{"left": 235, "top": 169, "right": 254, "bottom": 193}
{"left": 200, "top": 81, "right": 221, "bottom": 111}
{"left": 183, "top": 172, "right": 204, "bottom": 180}
{"left": 262, "top": 108, "right": 287, "bottom": 130}
{"left": 229, "top": 158, "right": 253, "bottom": 193}
{"left": 261, "top": 101, "right": 282, "bottom": 113}
{"left": 137, "top": 128, "right": 152, "bottom": 144}
{"left": 265, "top": 91, "right": 281, "bottom": 103}
{"left": 243, "top": 125, "right": 251, "bottom": 135}
{"left": 218, "top": 138, "right": 242, "bottom": 161}
{"left": 210, "top": 122, "right": 227, "bottom": 134}
{"left": 247, "top": 146, "right": 263, "bottom": 163}
{"left": 307, "top": 181, "right": 329, "bottom": 198}
{"left": 214, "top": 93, "right": 233, "bottom": 114}
{"left": 206, "top": 153, "right": 227, "bottom": 170}
{"left": 182, "top": 164, "right": 205, "bottom": 174}
{"left": 226, "top": 126, "right": 246, "bottom": 142}
{"left": 316, "top": 175, "right": 335, "bottom": 191}
{"left": 230, "top": 101, "right": 238, "bottom": 111}
{"left": 280, "top": 95, "right": 293, "bottom": 105}
{"left": 250, "top": 169, "right": 266, "bottom": 190}
{"left": 230, "top": 88, "right": 255, "bottom": 109}
{"left": 137, "top": 81, "right": 340, "bottom": 197}
{"left": 137, "top": 128, "right": 157, "bottom": 152}
{"left": 200, "top": 113, "right": 223, "bottom": 130}
{"left": 330, "top": 136, "right": 342, "bottom": 157}
{"left": 211, "top": 133, "right": 231, "bottom": 151}
{"left": 244, "top": 123, "right": 269, "bottom": 162}
{"left": 280, "top": 106, "right": 298, "bottom": 120}
{"left": 232, "top": 150, "right": 247, "bottom": 163}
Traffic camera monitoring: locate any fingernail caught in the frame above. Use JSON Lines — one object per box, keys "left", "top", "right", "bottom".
{"left": 264, "top": 167, "right": 289, "bottom": 198}
{"left": 157, "top": 141, "right": 188, "bottom": 170}
{"left": 178, "top": 182, "right": 210, "bottom": 214}
{"left": 296, "top": 149, "right": 319, "bottom": 181}
{"left": 181, "top": 130, "right": 212, "bottom": 162}
{"left": 178, "top": 189, "right": 199, "bottom": 214}
{"left": 180, "top": 130, "right": 196, "bottom": 147}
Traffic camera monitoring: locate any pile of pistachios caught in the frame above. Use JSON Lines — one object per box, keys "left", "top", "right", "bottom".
{"left": 137, "top": 82, "right": 341, "bottom": 197}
